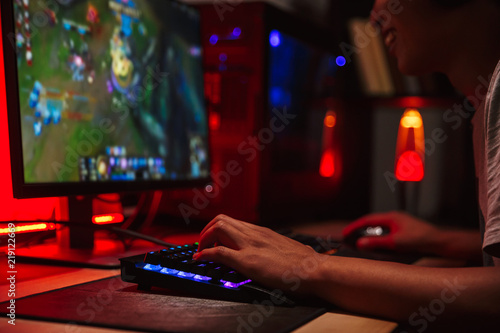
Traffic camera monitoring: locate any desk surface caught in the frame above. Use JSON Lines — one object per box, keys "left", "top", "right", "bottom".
{"left": 0, "top": 224, "right": 400, "bottom": 333}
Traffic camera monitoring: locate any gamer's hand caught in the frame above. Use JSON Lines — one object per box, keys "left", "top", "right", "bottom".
{"left": 195, "top": 214, "right": 326, "bottom": 295}
{"left": 343, "top": 211, "right": 440, "bottom": 254}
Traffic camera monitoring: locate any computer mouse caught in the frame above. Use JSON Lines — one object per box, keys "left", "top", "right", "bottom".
{"left": 343, "top": 225, "right": 390, "bottom": 248}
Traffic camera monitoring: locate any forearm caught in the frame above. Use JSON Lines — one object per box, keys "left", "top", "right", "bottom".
{"left": 307, "top": 256, "right": 500, "bottom": 322}
{"left": 428, "top": 229, "right": 482, "bottom": 262}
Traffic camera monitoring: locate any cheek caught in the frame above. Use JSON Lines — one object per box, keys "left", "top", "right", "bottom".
{"left": 394, "top": 32, "right": 437, "bottom": 75}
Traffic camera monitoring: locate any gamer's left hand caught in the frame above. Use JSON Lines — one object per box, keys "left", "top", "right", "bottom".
{"left": 195, "top": 214, "right": 326, "bottom": 295}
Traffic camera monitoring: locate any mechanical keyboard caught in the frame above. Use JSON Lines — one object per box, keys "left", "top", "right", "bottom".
{"left": 120, "top": 234, "right": 341, "bottom": 306}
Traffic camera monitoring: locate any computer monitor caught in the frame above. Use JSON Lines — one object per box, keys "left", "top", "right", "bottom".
{"left": 1, "top": 0, "right": 210, "bottom": 265}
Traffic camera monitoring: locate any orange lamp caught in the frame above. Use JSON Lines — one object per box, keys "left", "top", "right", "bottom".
{"left": 395, "top": 109, "right": 425, "bottom": 182}
{"left": 320, "top": 111, "right": 337, "bottom": 178}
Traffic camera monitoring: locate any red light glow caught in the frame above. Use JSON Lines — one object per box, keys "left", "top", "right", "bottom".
{"left": 395, "top": 109, "right": 425, "bottom": 182}
{"left": 0, "top": 223, "right": 56, "bottom": 235}
{"left": 320, "top": 149, "right": 335, "bottom": 178}
{"left": 401, "top": 109, "right": 423, "bottom": 129}
{"left": 395, "top": 151, "right": 424, "bottom": 182}
{"left": 92, "top": 213, "right": 124, "bottom": 225}
{"left": 209, "top": 112, "right": 221, "bottom": 131}
{"left": 0, "top": 12, "right": 59, "bottom": 221}
{"left": 324, "top": 111, "right": 337, "bottom": 128}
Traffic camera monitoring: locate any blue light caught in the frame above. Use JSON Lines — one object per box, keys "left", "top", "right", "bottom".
{"left": 270, "top": 87, "right": 291, "bottom": 107}
{"left": 270, "top": 31, "right": 281, "bottom": 47}
{"left": 219, "top": 53, "right": 228, "bottom": 62}
{"left": 336, "top": 56, "right": 347, "bottom": 67}
{"left": 160, "top": 268, "right": 179, "bottom": 275}
{"left": 221, "top": 279, "right": 252, "bottom": 289}
{"left": 178, "top": 271, "right": 195, "bottom": 278}
{"left": 143, "top": 264, "right": 162, "bottom": 271}
{"left": 233, "top": 27, "right": 242, "bottom": 37}
{"left": 194, "top": 275, "right": 212, "bottom": 282}
{"left": 140, "top": 263, "right": 252, "bottom": 289}
{"left": 209, "top": 35, "right": 219, "bottom": 45}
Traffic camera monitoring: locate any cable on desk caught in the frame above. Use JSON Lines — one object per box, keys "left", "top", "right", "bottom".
{"left": 0, "top": 220, "right": 178, "bottom": 248}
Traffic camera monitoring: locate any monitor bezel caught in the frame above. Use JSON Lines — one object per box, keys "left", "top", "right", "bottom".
{"left": 1, "top": 0, "right": 212, "bottom": 199}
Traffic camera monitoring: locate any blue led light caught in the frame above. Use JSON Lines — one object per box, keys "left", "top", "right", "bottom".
{"left": 221, "top": 279, "right": 252, "bottom": 289}
{"left": 178, "top": 271, "right": 195, "bottom": 278}
{"left": 194, "top": 275, "right": 212, "bottom": 282}
{"left": 336, "top": 56, "right": 347, "bottom": 67}
{"left": 219, "top": 53, "right": 228, "bottom": 62}
{"left": 143, "top": 264, "right": 162, "bottom": 271}
{"left": 270, "top": 31, "right": 281, "bottom": 47}
{"left": 160, "top": 267, "right": 179, "bottom": 275}
{"left": 233, "top": 27, "right": 242, "bottom": 37}
{"left": 140, "top": 264, "right": 251, "bottom": 289}
{"left": 209, "top": 35, "right": 219, "bottom": 45}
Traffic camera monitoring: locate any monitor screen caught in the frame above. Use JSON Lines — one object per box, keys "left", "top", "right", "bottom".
{"left": 2, "top": 0, "right": 210, "bottom": 198}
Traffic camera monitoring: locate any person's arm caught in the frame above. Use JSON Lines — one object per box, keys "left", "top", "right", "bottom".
{"left": 308, "top": 255, "right": 500, "bottom": 323}
{"left": 343, "top": 212, "right": 483, "bottom": 263}
{"left": 195, "top": 215, "right": 500, "bottom": 327}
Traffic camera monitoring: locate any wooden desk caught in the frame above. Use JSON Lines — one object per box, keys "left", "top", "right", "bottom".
{"left": 0, "top": 264, "right": 397, "bottom": 333}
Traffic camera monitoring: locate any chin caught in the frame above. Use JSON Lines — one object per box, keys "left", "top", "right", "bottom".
{"left": 395, "top": 53, "right": 434, "bottom": 76}
{"left": 396, "top": 60, "right": 433, "bottom": 76}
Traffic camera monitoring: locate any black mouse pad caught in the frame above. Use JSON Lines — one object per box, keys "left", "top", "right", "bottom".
{"left": 0, "top": 276, "right": 326, "bottom": 333}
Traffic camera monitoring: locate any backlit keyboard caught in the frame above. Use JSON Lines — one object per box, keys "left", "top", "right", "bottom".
{"left": 120, "top": 243, "right": 296, "bottom": 305}
{"left": 120, "top": 233, "right": 342, "bottom": 305}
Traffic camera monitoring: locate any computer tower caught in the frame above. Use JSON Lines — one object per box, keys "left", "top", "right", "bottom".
{"left": 160, "top": 2, "right": 372, "bottom": 226}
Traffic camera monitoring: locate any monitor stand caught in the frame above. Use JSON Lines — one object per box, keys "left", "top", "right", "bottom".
{"left": 15, "top": 196, "right": 164, "bottom": 269}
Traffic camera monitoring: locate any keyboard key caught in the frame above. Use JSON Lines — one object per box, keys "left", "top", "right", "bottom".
{"left": 223, "top": 271, "right": 246, "bottom": 283}
{"left": 192, "top": 263, "right": 208, "bottom": 275}
{"left": 178, "top": 259, "right": 198, "bottom": 272}
{"left": 207, "top": 267, "right": 224, "bottom": 282}
{"left": 144, "top": 251, "right": 161, "bottom": 265}
{"left": 160, "top": 255, "right": 178, "bottom": 269}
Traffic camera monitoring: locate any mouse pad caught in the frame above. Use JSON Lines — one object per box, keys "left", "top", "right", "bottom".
{"left": 0, "top": 276, "right": 326, "bottom": 333}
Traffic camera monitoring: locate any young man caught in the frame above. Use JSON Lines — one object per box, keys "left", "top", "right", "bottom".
{"left": 195, "top": 0, "right": 500, "bottom": 328}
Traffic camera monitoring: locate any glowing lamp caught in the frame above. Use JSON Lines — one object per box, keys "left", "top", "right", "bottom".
{"left": 395, "top": 108, "right": 425, "bottom": 182}
{"left": 320, "top": 149, "right": 335, "bottom": 178}
{"left": 319, "top": 111, "right": 337, "bottom": 178}
{"left": 336, "top": 56, "right": 347, "bottom": 67}
{"left": 92, "top": 213, "right": 124, "bottom": 225}
{"left": 324, "top": 111, "right": 337, "bottom": 128}
{"left": 209, "top": 112, "right": 221, "bottom": 131}
{"left": 0, "top": 223, "right": 56, "bottom": 235}
{"left": 270, "top": 31, "right": 281, "bottom": 47}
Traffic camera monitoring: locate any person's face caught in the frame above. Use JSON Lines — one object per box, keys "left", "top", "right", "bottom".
{"left": 371, "top": 0, "right": 452, "bottom": 75}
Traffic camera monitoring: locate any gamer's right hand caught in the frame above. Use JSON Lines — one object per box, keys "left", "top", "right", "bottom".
{"left": 342, "top": 211, "right": 441, "bottom": 254}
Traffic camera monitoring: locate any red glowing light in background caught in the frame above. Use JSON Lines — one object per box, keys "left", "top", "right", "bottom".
{"left": 320, "top": 111, "right": 337, "bottom": 178}
{"left": 320, "top": 149, "right": 335, "bottom": 178}
{"left": 0, "top": 223, "right": 56, "bottom": 235}
{"left": 324, "top": 111, "right": 337, "bottom": 128}
{"left": 395, "top": 108, "right": 425, "bottom": 182}
{"left": 92, "top": 213, "right": 124, "bottom": 225}
{"left": 0, "top": 12, "right": 59, "bottom": 222}
{"left": 209, "top": 112, "right": 221, "bottom": 131}
{"left": 395, "top": 151, "right": 424, "bottom": 182}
